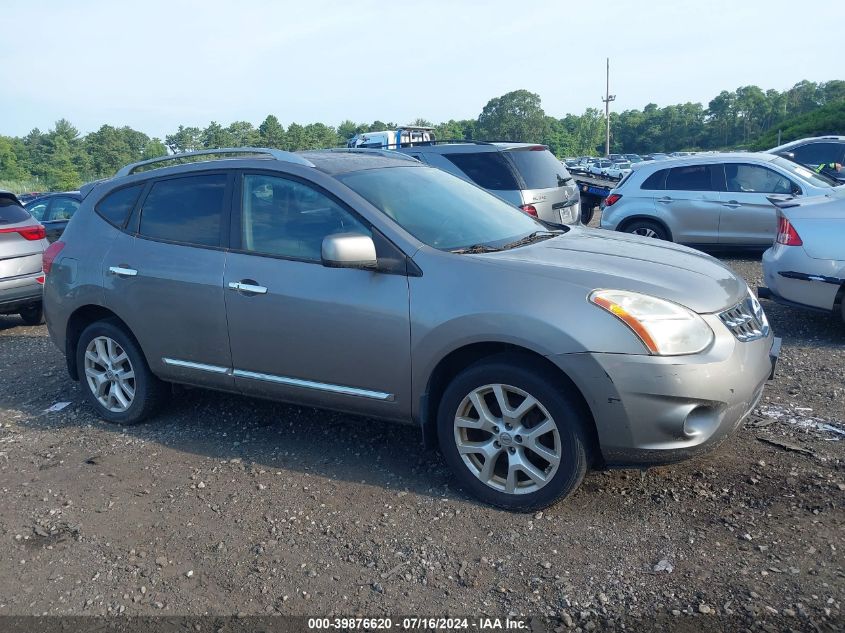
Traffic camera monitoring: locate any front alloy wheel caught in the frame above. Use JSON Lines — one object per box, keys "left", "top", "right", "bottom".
{"left": 84, "top": 336, "right": 136, "bottom": 412}
{"left": 454, "top": 384, "right": 561, "bottom": 495}
{"left": 437, "top": 355, "right": 591, "bottom": 511}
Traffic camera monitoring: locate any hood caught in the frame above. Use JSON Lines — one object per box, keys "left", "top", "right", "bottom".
{"left": 477, "top": 227, "right": 747, "bottom": 313}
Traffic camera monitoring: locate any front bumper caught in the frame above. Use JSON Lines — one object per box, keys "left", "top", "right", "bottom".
{"left": 550, "top": 325, "right": 779, "bottom": 465}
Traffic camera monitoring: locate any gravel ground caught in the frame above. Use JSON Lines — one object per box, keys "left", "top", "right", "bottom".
{"left": 0, "top": 248, "right": 843, "bottom": 632}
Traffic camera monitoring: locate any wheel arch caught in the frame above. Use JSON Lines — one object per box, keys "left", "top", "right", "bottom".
{"left": 419, "top": 342, "right": 603, "bottom": 466}
{"left": 617, "top": 215, "right": 674, "bottom": 241}
{"left": 65, "top": 305, "right": 138, "bottom": 380}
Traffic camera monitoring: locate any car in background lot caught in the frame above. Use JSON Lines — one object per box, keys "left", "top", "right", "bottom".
{"left": 24, "top": 191, "right": 82, "bottom": 242}
{"left": 760, "top": 193, "right": 845, "bottom": 323}
{"left": 17, "top": 192, "right": 49, "bottom": 205}
{"left": 766, "top": 136, "right": 845, "bottom": 183}
{"left": 43, "top": 147, "right": 778, "bottom": 511}
{"left": 601, "top": 153, "right": 842, "bottom": 246}
{"left": 589, "top": 159, "right": 613, "bottom": 176}
{"left": 605, "top": 161, "right": 632, "bottom": 180}
{"left": 0, "top": 191, "right": 48, "bottom": 324}
{"left": 397, "top": 142, "right": 581, "bottom": 225}
{"left": 643, "top": 153, "right": 670, "bottom": 161}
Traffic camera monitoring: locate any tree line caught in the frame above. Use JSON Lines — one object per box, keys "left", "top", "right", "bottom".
{"left": 1, "top": 79, "right": 842, "bottom": 192}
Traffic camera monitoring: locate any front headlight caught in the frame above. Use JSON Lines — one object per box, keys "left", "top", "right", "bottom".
{"left": 589, "top": 289, "right": 714, "bottom": 355}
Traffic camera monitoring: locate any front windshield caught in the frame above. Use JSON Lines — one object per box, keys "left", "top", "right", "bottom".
{"left": 339, "top": 166, "right": 546, "bottom": 251}
{"left": 773, "top": 156, "right": 838, "bottom": 188}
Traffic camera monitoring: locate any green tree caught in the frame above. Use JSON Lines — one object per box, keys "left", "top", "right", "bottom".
{"left": 477, "top": 89, "right": 548, "bottom": 142}
{"left": 258, "top": 115, "right": 286, "bottom": 148}
{"left": 226, "top": 121, "right": 259, "bottom": 147}
{"left": 45, "top": 136, "right": 80, "bottom": 190}
{"left": 165, "top": 126, "right": 202, "bottom": 153}
{"left": 142, "top": 138, "right": 168, "bottom": 160}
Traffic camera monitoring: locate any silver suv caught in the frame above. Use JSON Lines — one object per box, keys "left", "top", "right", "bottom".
{"left": 601, "top": 153, "right": 841, "bottom": 246}
{"left": 43, "top": 147, "right": 779, "bottom": 511}
{"left": 0, "top": 192, "right": 48, "bottom": 325}
{"left": 396, "top": 142, "right": 581, "bottom": 226}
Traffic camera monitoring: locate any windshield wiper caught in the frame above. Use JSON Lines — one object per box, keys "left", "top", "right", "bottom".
{"left": 451, "top": 243, "right": 502, "bottom": 254}
{"left": 501, "top": 230, "right": 560, "bottom": 250}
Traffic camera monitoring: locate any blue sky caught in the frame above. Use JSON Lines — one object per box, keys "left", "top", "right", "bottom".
{"left": 0, "top": 0, "right": 840, "bottom": 139}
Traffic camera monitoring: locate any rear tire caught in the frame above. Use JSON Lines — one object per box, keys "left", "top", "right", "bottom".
{"left": 76, "top": 319, "right": 168, "bottom": 425}
{"left": 437, "top": 354, "right": 591, "bottom": 511}
{"left": 18, "top": 303, "right": 44, "bottom": 326}
{"left": 622, "top": 219, "right": 669, "bottom": 241}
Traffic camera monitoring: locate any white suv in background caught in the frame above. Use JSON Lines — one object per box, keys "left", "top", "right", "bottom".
{"left": 600, "top": 153, "right": 842, "bottom": 246}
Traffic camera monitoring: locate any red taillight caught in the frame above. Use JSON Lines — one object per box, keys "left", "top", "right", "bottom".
{"left": 36, "top": 275, "right": 45, "bottom": 285}
{"left": 605, "top": 193, "right": 622, "bottom": 207}
{"left": 42, "top": 241, "right": 66, "bottom": 275}
{"left": 776, "top": 215, "right": 802, "bottom": 246}
{"left": 0, "top": 225, "right": 46, "bottom": 241}
{"left": 519, "top": 204, "right": 538, "bottom": 217}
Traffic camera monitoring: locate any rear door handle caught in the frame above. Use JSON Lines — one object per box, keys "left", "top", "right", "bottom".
{"left": 109, "top": 266, "right": 138, "bottom": 277}
{"left": 722, "top": 200, "right": 741, "bottom": 209}
{"left": 228, "top": 280, "right": 268, "bottom": 295}
{"left": 657, "top": 196, "right": 673, "bottom": 203}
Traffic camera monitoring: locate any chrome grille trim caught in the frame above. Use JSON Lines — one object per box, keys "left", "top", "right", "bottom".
{"left": 719, "top": 293, "right": 770, "bottom": 342}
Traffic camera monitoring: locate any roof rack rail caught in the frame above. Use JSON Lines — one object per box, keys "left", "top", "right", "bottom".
{"left": 321, "top": 148, "right": 421, "bottom": 162}
{"left": 115, "top": 147, "right": 315, "bottom": 177}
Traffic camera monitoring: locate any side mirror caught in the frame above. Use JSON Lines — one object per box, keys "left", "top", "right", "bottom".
{"left": 321, "top": 233, "right": 378, "bottom": 270}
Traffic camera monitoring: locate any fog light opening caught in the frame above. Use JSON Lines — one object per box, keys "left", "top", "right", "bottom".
{"left": 683, "top": 406, "right": 716, "bottom": 439}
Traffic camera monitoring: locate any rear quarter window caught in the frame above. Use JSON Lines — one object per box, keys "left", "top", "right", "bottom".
{"left": 442, "top": 152, "right": 520, "bottom": 190}
{"left": 640, "top": 169, "right": 668, "bottom": 190}
{"left": 96, "top": 184, "right": 145, "bottom": 228}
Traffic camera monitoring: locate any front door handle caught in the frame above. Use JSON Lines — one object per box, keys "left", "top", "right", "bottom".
{"left": 228, "top": 280, "right": 268, "bottom": 295}
{"left": 109, "top": 266, "right": 138, "bottom": 277}
{"left": 722, "top": 200, "right": 741, "bottom": 209}
{"left": 657, "top": 196, "right": 673, "bottom": 203}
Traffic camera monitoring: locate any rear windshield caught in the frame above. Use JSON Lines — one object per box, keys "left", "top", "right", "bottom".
{"left": 0, "top": 197, "right": 30, "bottom": 225}
{"left": 506, "top": 149, "right": 572, "bottom": 189}
{"left": 442, "top": 152, "right": 520, "bottom": 190}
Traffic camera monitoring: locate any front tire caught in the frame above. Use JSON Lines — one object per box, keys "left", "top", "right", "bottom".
{"left": 19, "top": 303, "right": 44, "bottom": 325}
{"left": 437, "top": 355, "right": 591, "bottom": 511}
{"left": 76, "top": 319, "right": 168, "bottom": 425}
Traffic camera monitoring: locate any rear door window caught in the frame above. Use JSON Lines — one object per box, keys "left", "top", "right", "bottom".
{"left": 138, "top": 174, "right": 228, "bottom": 247}
{"left": 96, "top": 184, "right": 144, "bottom": 228}
{"left": 25, "top": 200, "right": 50, "bottom": 221}
{"left": 442, "top": 152, "right": 520, "bottom": 190}
{"left": 47, "top": 197, "right": 80, "bottom": 221}
{"left": 506, "top": 148, "right": 572, "bottom": 189}
{"left": 665, "top": 165, "right": 715, "bottom": 191}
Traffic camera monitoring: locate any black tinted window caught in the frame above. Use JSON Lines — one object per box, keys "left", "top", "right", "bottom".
{"left": 0, "top": 198, "right": 29, "bottom": 224}
{"left": 442, "top": 152, "right": 520, "bottom": 190}
{"left": 791, "top": 142, "right": 843, "bottom": 166}
{"left": 48, "top": 197, "right": 80, "bottom": 221}
{"left": 506, "top": 148, "right": 572, "bottom": 189}
{"left": 240, "top": 174, "right": 369, "bottom": 261}
{"left": 139, "top": 174, "right": 226, "bottom": 246}
{"left": 641, "top": 169, "right": 668, "bottom": 190}
{"left": 97, "top": 185, "right": 144, "bottom": 228}
{"left": 666, "top": 165, "right": 714, "bottom": 191}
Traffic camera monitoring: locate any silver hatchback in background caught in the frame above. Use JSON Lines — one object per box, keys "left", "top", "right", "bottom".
{"left": 397, "top": 142, "right": 582, "bottom": 226}
{"left": 601, "top": 153, "right": 841, "bottom": 246}
{"left": 0, "top": 192, "right": 48, "bottom": 325}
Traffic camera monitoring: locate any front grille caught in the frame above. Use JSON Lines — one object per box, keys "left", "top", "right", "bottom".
{"left": 719, "top": 293, "right": 770, "bottom": 342}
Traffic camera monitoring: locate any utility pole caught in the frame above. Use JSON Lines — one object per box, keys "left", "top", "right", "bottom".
{"left": 602, "top": 57, "right": 616, "bottom": 157}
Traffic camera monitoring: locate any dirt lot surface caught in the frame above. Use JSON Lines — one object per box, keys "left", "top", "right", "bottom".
{"left": 0, "top": 252, "right": 843, "bottom": 632}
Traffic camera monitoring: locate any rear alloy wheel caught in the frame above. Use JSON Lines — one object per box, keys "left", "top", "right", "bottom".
{"left": 438, "top": 356, "right": 590, "bottom": 511}
{"left": 76, "top": 319, "right": 168, "bottom": 425}
{"left": 18, "top": 304, "right": 44, "bottom": 325}
{"left": 623, "top": 219, "right": 669, "bottom": 241}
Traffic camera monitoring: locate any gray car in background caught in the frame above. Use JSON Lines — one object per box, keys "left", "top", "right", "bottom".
{"left": 601, "top": 153, "right": 842, "bottom": 246}
{"left": 43, "top": 148, "right": 778, "bottom": 511}
{"left": 760, "top": 192, "right": 845, "bottom": 322}
{"left": 0, "top": 192, "right": 48, "bottom": 324}
{"left": 396, "top": 142, "right": 582, "bottom": 226}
